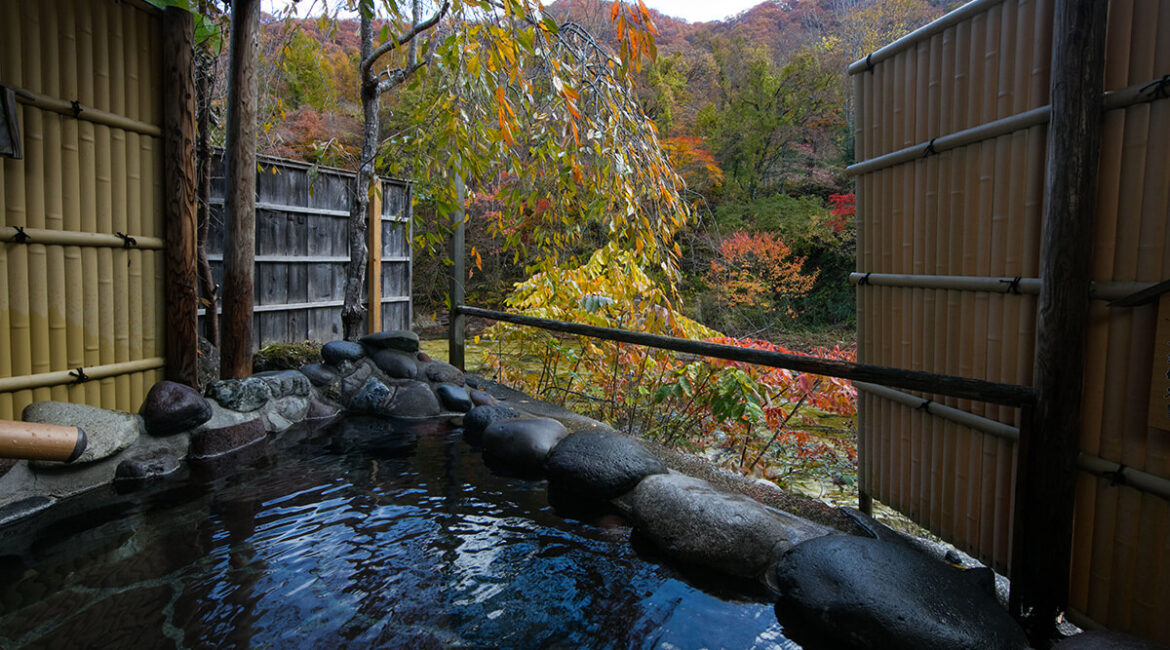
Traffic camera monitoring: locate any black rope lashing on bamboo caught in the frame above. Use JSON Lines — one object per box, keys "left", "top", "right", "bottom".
{"left": 69, "top": 367, "right": 90, "bottom": 384}
{"left": 916, "top": 399, "right": 933, "bottom": 412}
{"left": 9, "top": 226, "right": 31, "bottom": 244}
{"left": 1140, "top": 74, "right": 1170, "bottom": 100}
{"left": 1105, "top": 463, "right": 1129, "bottom": 487}
{"left": 115, "top": 232, "right": 137, "bottom": 249}
{"left": 70, "top": 100, "right": 82, "bottom": 118}
{"left": 999, "top": 276, "right": 1022, "bottom": 294}
{"left": 857, "top": 272, "right": 872, "bottom": 286}
{"left": 864, "top": 53, "right": 875, "bottom": 72}
{"left": 922, "top": 138, "right": 938, "bottom": 158}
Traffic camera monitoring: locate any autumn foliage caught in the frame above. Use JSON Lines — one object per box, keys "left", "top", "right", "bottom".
{"left": 705, "top": 231, "right": 818, "bottom": 317}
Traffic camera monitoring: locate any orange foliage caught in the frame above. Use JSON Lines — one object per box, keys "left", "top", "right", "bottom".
{"left": 661, "top": 136, "right": 723, "bottom": 194}
{"left": 705, "top": 231, "right": 818, "bottom": 316}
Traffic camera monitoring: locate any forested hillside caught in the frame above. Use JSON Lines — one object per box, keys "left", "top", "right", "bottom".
{"left": 213, "top": 0, "right": 962, "bottom": 335}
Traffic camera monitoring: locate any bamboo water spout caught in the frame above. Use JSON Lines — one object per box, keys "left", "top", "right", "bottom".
{"left": 0, "top": 419, "right": 86, "bottom": 463}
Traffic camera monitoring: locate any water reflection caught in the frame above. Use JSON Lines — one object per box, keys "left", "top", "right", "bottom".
{"left": 0, "top": 419, "right": 798, "bottom": 648}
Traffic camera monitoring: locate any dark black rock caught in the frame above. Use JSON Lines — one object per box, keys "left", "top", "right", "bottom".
{"left": 383, "top": 380, "right": 441, "bottom": 417}
{"left": 321, "top": 340, "right": 365, "bottom": 366}
{"left": 482, "top": 417, "right": 568, "bottom": 474}
{"left": 545, "top": 429, "right": 666, "bottom": 500}
{"left": 205, "top": 378, "right": 272, "bottom": 412}
{"left": 1053, "top": 631, "right": 1169, "bottom": 650}
{"left": 188, "top": 418, "right": 267, "bottom": 459}
{"left": 424, "top": 361, "right": 465, "bottom": 386}
{"left": 350, "top": 377, "right": 392, "bottom": 414}
{"left": 625, "top": 472, "right": 792, "bottom": 579}
{"left": 114, "top": 448, "right": 181, "bottom": 485}
{"left": 468, "top": 389, "right": 499, "bottom": 407}
{"left": 299, "top": 363, "right": 339, "bottom": 387}
{"left": 140, "top": 381, "right": 212, "bottom": 436}
{"left": 253, "top": 369, "right": 311, "bottom": 398}
{"left": 360, "top": 329, "right": 420, "bottom": 353}
{"left": 772, "top": 535, "right": 1028, "bottom": 650}
{"left": 371, "top": 348, "right": 419, "bottom": 379}
{"left": 436, "top": 384, "right": 474, "bottom": 412}
{"left": 0, "top": 496, "right": 54, "bottom": 527}
{"left": 463, "top": 405, "right": 521, "bottom": 443}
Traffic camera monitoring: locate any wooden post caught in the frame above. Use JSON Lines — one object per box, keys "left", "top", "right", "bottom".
{"left": 1009, "top": 0, "right": 1107, "bottom": 641}
{"left": 220, "top": 0, "right": 259, "bottom": 379}
{"left": 367, "top": 179, "right": 382, "bottom": 334}
{"left": 448, "top": 176, "right": 466, "bottom": 370}
{"left": 162, "top": 7, "right": 198, "bottom": 387}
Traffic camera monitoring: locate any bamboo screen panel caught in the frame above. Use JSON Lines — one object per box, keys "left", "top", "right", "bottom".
{"left": 852, "top": 0, "right": 1170, "bottom": 640}
{"left": 203, "top": 153, "right": 413, "bottom": 345}
{"left": 0, "top": 0, "right": 166, "bottom": 421}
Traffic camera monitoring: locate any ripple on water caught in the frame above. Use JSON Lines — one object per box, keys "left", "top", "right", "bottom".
{"left": 0, "top": 419, "right": 799, "bottom": 649}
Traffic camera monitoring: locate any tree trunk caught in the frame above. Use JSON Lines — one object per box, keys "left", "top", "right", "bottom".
{"left": 195, "top": 6, "right": 218, "bottom": 348}
{"left": 162, "top": 7, "right": 199, "bottom": 387}
{"left": 221, "top": 0, "right": 259, "bottom": 377}
{"left": 342, "top": 14, "right": 378, "bottom": 340}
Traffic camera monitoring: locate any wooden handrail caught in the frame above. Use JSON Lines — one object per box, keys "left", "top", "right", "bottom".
{"left": 455, "top": 305, "right": 1037, "bottom": 407}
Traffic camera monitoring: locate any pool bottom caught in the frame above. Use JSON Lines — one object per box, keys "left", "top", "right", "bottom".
{"left": 0, "top": 419, "right": 802, "bottom": 649}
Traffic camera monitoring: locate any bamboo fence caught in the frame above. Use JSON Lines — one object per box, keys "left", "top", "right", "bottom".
{"left": 850, "top": 0, "right": 1169, "bottom": 641}
{"left": 2, "top": 0, "right": 165, "bottom": 420}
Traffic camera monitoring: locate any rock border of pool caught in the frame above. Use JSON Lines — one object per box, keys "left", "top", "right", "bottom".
{"left": 0, "top": 330, "right": 1033, "bottom": 649}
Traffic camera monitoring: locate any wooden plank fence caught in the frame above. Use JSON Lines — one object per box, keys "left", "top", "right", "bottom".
{"left": 201, "top": 151, "right": 411, "bottom": 346}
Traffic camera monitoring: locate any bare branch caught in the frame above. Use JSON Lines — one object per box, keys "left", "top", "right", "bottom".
{"left": 360, "top": 1, "right": 451, "bottom": 82}
{"left": 375, "top": 60, "right": 427, "bottom": 95}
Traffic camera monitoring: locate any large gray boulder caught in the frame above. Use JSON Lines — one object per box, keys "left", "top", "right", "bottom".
{"left": 139, "top": 380, "right": 212, "bottom": 436}
{"left": 370, "top": 348, "right": 419, "bottom": 379}
{"left": 383, "top": 380, "right": 441, "bottom": 418}
{"left": 463, "top": 405, "right": 521, "bottom": 443}
{"left": 623, "top": 472, "right": 792, "bottom": 579}
{"left": 189, "top": 418, "right": 266, "bottom": 459}
{"left": 23, "top": 402, "right": 140, "bottom": 467}
{"left": 360, "top": 329, "right": 420, "bottom": 353}
{"left": 205, "top": 377, "right": 272, "bottom": 412}
{"left": 772, "top": 535, "right": 1028, "bottom": 650}
{"left": 299, "top": 363, "right": 339, "bottom": 388}
{"left": 252, "top": 369, "right": 311, "bottom": 399}
{"left": 349, "top": 377, "right": 392, "bottom": 414}
{"left": 261, "top": 395, "right": 310, "bottom": 433}
{"left": 321, "top": 340, "right": 365, "bottom": 366}
{"left": 436, "top": 384, "right": 473, "bottom": 413}
{"left": 482, "top": 417, "right": 568, "bottom": 474}
{"left": 424, "top": 361, "right": 465, "bottom": 386}
{"left": 545, "top": 429, "right": 666, "bottom": 499}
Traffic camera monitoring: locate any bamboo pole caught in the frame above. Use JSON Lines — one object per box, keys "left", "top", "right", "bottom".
{"left": 4, "top": 4, "right": 32, "bottom": 420}
{"left": 847, "top": 0, "right": 1008, "bottom": 75}
{"left": 367, "top": 179, "right": 382, "bottom": 334}
{"left": 1, "top": 226, "right": 172, "bottom": 249}
{"left": 220, "top": 0, "right": 260, "bottom": 379}
{"left": 1010, "top": 0, "right": 1108, "bottom": 638}
{"left": 0, "top": 162, "right": 11, "bottom": 421}
{"left": 0, "top": 357, "right": 167, "bottom": 393}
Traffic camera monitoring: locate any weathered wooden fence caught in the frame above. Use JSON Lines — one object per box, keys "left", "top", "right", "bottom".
{"left": 0, "top": 0, "right": 168, "bottom": 421}
{"left": 850, "top": 0, "right": 1169, "bottom": 640}
{"left": 202, "top": 152, "right": 411, "bottom": 346}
